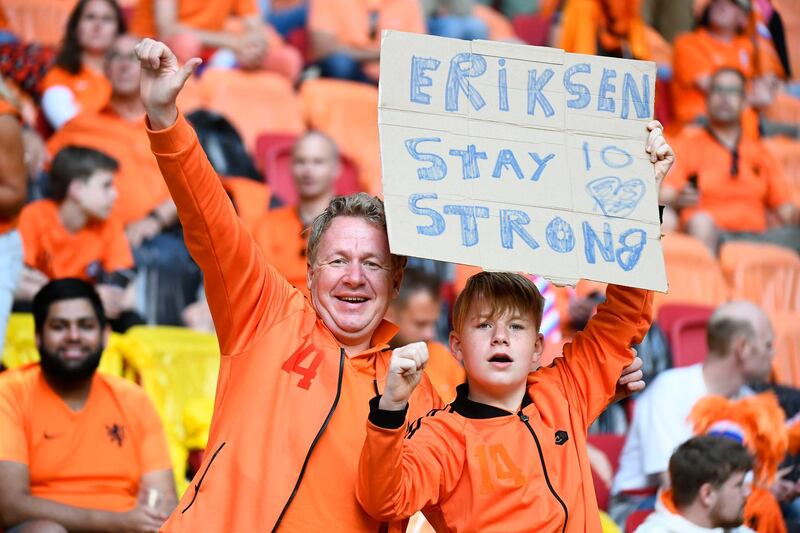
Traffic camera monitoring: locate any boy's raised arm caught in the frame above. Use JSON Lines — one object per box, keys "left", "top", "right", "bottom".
{"left": 551, "top": 121, "right": 673, "bottom": 425}
{"left": 137, "top": 39, "right": 291, "bottom": 355}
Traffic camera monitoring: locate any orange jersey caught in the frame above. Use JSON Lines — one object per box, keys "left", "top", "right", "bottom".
{"left": 131, "top": 0, "right": 258, "bottom": 36}
{"left": 308, "top": 0, "right": 425, "bottom": 51}
{"left": 251, "top": 206, "right": 309, "bottom": 297}
{"left": 358, "top": 284, "right": 653, "bottom": 533}
{"left": 147, "top": 113, "right": 442, "bottom": 531}
{"left": 671, "top": 28, "right": 784, "bottom": 128}
{"left": 47, "top": 107, "right": 171, "bottom": 226}
{"left": 0, "top": 98, "right": 21, "bottom": 234}
{"left": 424, "top": 341, "right": 465, "bottom": 404}
{"left": 41, "top": 66, "right": 111, "bottom": 118}
{"left": 0, "top": 364, "right": 172, "bottom": 511}
{"left": 665, "top": 126, "right": 790, "bottom": 232}
{"left": 17, "top": 199, "right": 134, "bottom": 281}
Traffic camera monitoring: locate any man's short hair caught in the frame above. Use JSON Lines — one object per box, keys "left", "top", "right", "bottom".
{"left": 294, "top": 130, "right": 339, "bottom": 161}
{"left": 669, "top": 435, "right": 753, "bottom": 508}
{"left": 393, "top": 267, "right": 442, "bottom": 310}
{"left": 33, "top": 278, "right": 107, "bottom": 333}
{"left": 452, "top": 272, "right": 544, "bottom": 332}
{"left": 306, "top": 193, "right": 407, "bottom": 271}
{"left": 706, "top": 316, "right": 755, "bottom": 357}
{"left": 50, "top": 146, "right": 118, "bottom": 202}
{"left": 710, "top": 67, "right": 746, "bottom": 91}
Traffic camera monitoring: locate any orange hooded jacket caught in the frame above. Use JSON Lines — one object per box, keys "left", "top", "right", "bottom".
{"left": 357, "top": 284, "right": 653, "bottom": 532}
{"left": 147, "top": 113, "right": 442, "bottom": 531}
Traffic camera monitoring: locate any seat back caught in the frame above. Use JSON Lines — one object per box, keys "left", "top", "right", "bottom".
{"left": 654, "top": 233, "right": 729, "bottom": 315}
{"left": 657, "top": 303, "right": 714, "bottom": 367}
{"left": 3, "top": 0, "right": 77, "bottom": 46}
{"left": 770, "top": 311, "right": 800, "bottom": 387}
{"left": 299, "top": 79, "right": 379, "bottom": 194}
{"left": 625, "top": 508, "right": 654, "bottom": 533}
{"left": 587, "top": 433, "right": 625, "bottom": 511}
{"left": 720, "top": 241, "right": 800, "bottom": 314}
{"left": 511, "top": 14, "right": 552, "bottom": 46}
{"left": 201, "top": 68, "right": 305, "bottom": 155}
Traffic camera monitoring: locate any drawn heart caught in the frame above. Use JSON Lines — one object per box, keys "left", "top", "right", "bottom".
{"left": 585, "top": 176, "right": 646, "bottom": 218}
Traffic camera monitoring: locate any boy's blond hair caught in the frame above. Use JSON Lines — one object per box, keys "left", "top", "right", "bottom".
{"left": 452, "top": 272, "right": 545, "bottom": 332}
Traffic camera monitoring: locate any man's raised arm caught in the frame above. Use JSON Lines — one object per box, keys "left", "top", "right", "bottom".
{"left": 136, "top": 39, "right": 292, "bottom": 354}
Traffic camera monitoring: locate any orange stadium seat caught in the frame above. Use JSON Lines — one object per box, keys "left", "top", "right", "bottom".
{"left": 299, "top": 78, "right": 380, "bottom": 195}
{"left": 200, "top": 67, "right": 305, "bottom": 155}
{"left": 261, "top": 137, "right": 361, "bottom": 205}
{"left": 654, "top": 232, "right": 729, "bottom": 315}
{"left": 657, "top": 303, "right": 714, "bottom": 367}
{"left": 2, "top": 0, "right": 77, "bottom": 46}
{"left": 719, "top": 241, "right": 800, "bottom": 314}
{"left": 770, "top": 311, "right": 800, "bottom": 387}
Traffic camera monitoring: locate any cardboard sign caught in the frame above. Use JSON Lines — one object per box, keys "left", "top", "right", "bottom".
{"left": 379, "top": 31, "right": 667, "bottom": 292}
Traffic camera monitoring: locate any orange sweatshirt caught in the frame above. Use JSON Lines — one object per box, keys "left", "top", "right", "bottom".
{"left": 147, "top": 113, "right": 442, "bottom": 531}
{"left": 358, "top": 284, "right": 653, "bottom": 533}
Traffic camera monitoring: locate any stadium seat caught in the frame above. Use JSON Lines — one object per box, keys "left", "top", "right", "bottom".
{"left": 221, "top": 176, "right": 273, "bottom": 233}
{"left": 3, "top": 0, "right": 77, "bottom": 46}
{"left": 299, "top": 79, "right": 380, "bottom": 194}
{"left": 254, "top": 132, "right": 300, "bottom": 174}
{"left": 625, "top": 508, "right": 654, "bottom": 533}
{"left": 259, "top": 136, "right": 361, "bottom": 205}
{"left": 770, "top": 311, "right": 800, "bottom": 387}
{"left": 2, "top": 313, "right": 126, "bottom": 377}
{"left": 120, "top": 326, "right": 221, "bottom": 494}
{"left": 200, "top": 68, "right": 305, "bottom": 155}
{"left": 653, "top": 232, "right": 729, "bottom": 315}
{"left": 511, "top": 14, "right": 552, "bottom": 46}
{"left": 657, "top": 304, "right": 714, "bottom": 367}
{"left": 587, "top": 433, "right": 625, "bottom": 511}
{"left": 719, "top": 241, "right": 800, "bottom": 314}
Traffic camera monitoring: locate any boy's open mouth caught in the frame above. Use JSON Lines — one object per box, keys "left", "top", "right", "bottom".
{"left": 489, "top": 354, "right": 512, "bottom": 363}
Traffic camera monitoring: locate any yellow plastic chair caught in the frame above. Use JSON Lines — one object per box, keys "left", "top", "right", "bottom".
{"left": 120, "top": 326, "right": 220, "bottom": 496}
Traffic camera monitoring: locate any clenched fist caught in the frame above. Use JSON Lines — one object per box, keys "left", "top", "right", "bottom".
{"left": 380, "top": 342, "right": 429, "bottom": 411}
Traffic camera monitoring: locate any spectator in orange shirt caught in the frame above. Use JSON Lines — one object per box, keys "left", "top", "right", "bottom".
{"left": 48, "top": 34, "right": 201, "bottom": 326}
{"left": 0, "top": 278, "right": 177, "bottom": 531}
{"left": 130, "top": 0, "right": 301, "bottom": 81}
{"left": 385, "top": 267, "right": 465, "bottom": 403}
{"left": 41, "top": 0, "right": 126, "bottom": 130}
{"left": 253, "top": 131, "right": 339, "bottom": 295}
{"left": 0, "top": 94, "right": 26, "bottom": 365}
{"left": 15, "top": 147, "right": 144, "bottom": 333}
{"left": 671, "top": 0, "right": 785, "bottom": 134}
{"left": 308, "top": 0, "right": 425, "bottom": 82}
{"left": 661, "top": 67, "right": 799, "bottom": 254}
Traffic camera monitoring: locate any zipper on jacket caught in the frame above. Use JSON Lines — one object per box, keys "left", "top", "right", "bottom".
{"left": 181, "top": 441, "right": 226, "bottom": 513}
{"left": 518, "top": 412, "right": 569, "bottom": 533}
{"left": 273, "top": 347, "right": 346, "bottom": 531}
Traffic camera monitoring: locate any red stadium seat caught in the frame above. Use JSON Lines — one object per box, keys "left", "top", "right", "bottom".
{"left": 587, "top": 433, "right": 625, "bottom": 511}
{"left": 625, "top": 508, "right": 654, "bottom": 533}
{"left": 657, "top": 304, "right": 714, "bottom": 367}
{"left": 511, "top": 14, "right": 552, "bottom": 46}
{"left": 254, "top": 132, "right": 300, "bottom": 174}
{"left": 260, "top": 137, "right": 361, "bottom": 206}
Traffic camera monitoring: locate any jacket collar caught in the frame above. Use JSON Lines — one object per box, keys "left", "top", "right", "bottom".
{"left": 450, "top": 382, "right": 533, "bottom": 419}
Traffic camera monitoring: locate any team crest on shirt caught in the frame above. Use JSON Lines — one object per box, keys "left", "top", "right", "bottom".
{"left": 106, "top": 423, "right": 125, "bottom": 446}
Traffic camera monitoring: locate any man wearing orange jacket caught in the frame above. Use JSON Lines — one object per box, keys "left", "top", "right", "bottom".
{"left": 134, "top": 38, "right": 648, "bottom": 531}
